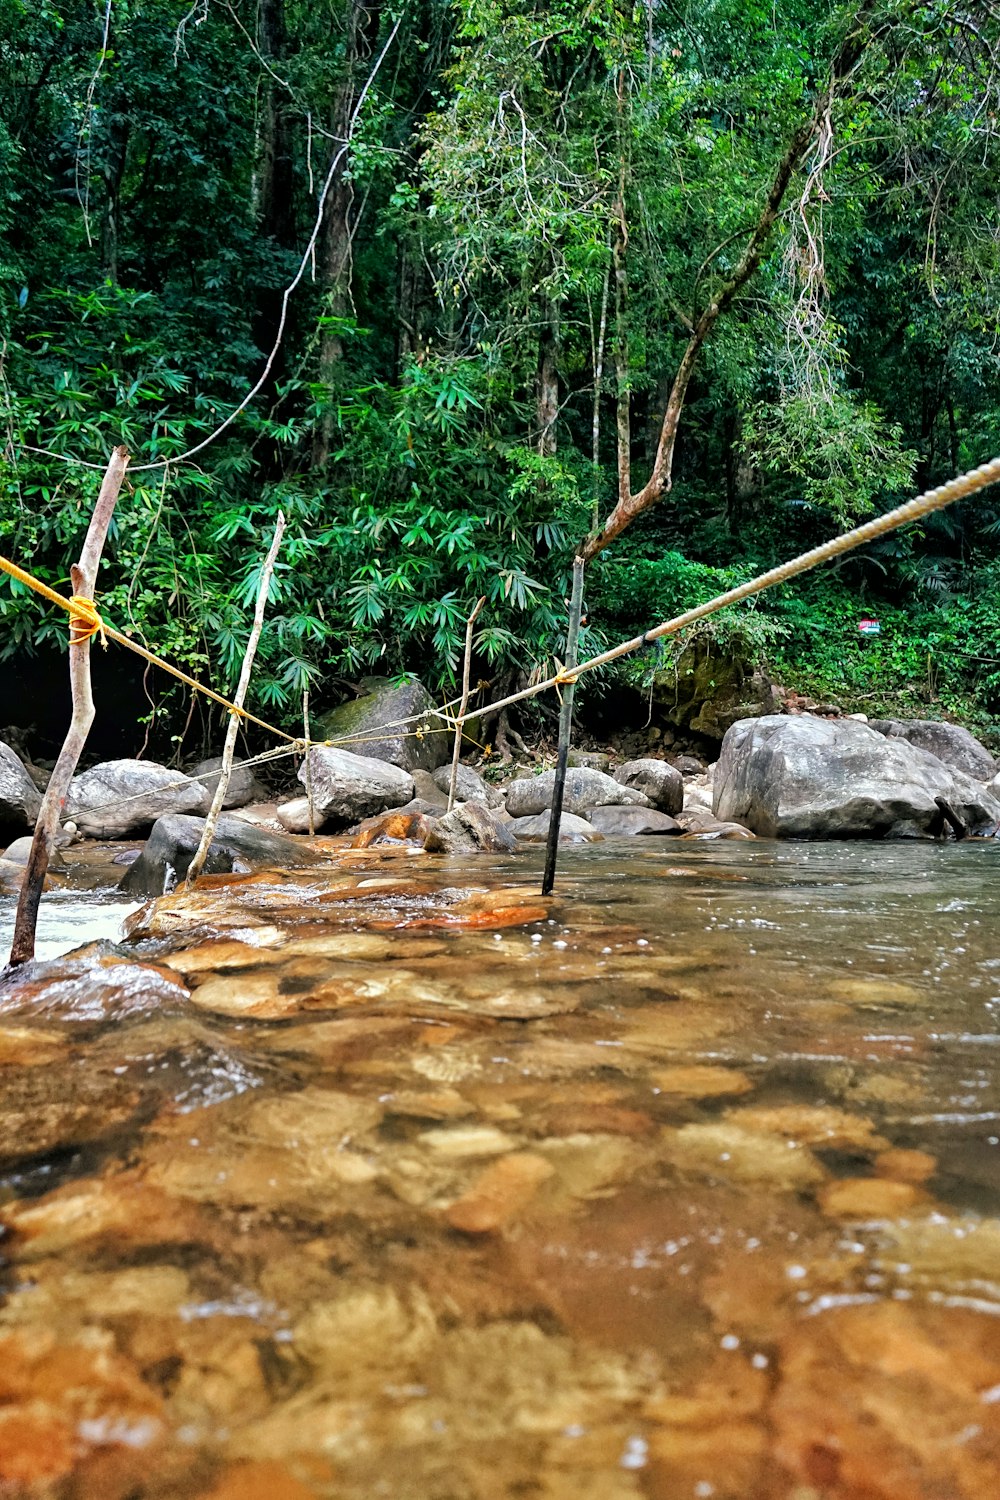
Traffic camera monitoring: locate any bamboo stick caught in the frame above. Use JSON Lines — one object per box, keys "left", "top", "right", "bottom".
{"left": 541, "top": 557, "right": 585, "bottom": 897}
{"left": 183, "top": 513, "right": 286, "bottom": 889}
{"left": 447, "top": 596, "right": 486, "bottom": 812}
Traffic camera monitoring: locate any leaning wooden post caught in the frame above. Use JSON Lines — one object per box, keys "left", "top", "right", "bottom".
{"left": 184, "top": 513, "right": 286, "bottom": 888}
{"left": 541, "top": 556, "right": 585, "bottom": 897}
{"left": 448, "top": 596, "right": 486, "bottom": 811}
{"left": 7, "top": 445, "right": 131, "bottom": 967}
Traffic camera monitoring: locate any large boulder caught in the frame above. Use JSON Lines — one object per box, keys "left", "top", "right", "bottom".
{"left": 0, "top": 742, "right": 42, "bottom": 835}
{"left": 315, "top": 678, "right": 448, "bottom": 772}
{"left": 430, "top": 763, "right": 501, "bottom": 808}
{"left": 714, "top": 715, "right": 1000, "bottom": 840}
{"left": 869, "top": 719, "right": 997, "bottom": 781}
{"left": 189, "top": 756, "right": 266, "bottom": 809}
{"left": 297, "top": 745, "right": 414, "bottom": 829}
{"left": 423, "top": 803, "right": 518, "bottom": 854}
{"left": 119, "top": 813, "right": 323, "bottom": 898}
{"left": 505, "top": 768, "right": 651, "bottom": 819}
{"left": 66, "top": 760, "right": 211, "bottom": 838}
{"left": 614, "top": 758, "right": 683, "bottom": 814}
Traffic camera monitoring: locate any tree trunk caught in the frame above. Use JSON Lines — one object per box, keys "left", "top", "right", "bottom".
{"left": 252, "top": 0, "right": 296, "bottom": 403}
{"left": 312, "top": 0, "right": 384, "bottom": 468}
{"left": 536, "top": 302, "right": 559, "bottom": 457}
{"left": 581, "top": 3, "right": 876, "bottom": 563}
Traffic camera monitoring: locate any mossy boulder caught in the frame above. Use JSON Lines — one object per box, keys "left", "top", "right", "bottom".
{"left": 653, "top": 636, "right": 781, "bottom": 742}
{"left": 315, "top": 678, "right": 448, "bottom": 772}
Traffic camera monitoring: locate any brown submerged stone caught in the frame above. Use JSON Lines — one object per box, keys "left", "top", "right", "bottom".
{"left": 445, "top": 1152, "right": 556, "bottom": 1233}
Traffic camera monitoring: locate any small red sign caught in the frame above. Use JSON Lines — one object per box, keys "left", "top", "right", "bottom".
{"left": 858, "top": 619, "right": 881, "bottom": 637}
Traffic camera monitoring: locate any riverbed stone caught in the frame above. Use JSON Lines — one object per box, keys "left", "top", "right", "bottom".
{"left": 189, "top": 756, "right": 267, "bottom": 809}
{"left": 314, "top": 678, "right": 447, "bottom": 771}
{"left": 0, "top": 742, "right": 42, "bottom": 835}
{"left": 714, "top": 714, "right": 1000, "bottom": 838}
{"left": 567, "top": 749, "right": 611, "bottom": 772}
{"left": 275, "top": 796, "right": 314, "bottom": 832}
{"left": 423, "top": 802, "right": 518, "bottom": 854}
{"left": 507, "top": 811, "right": 602, "bottom": 843}
{"left": 118, "top": 812, "right": 323, "bottom": 897}
{"left": 869, "top": 718, "right": 997, "bottom": 780}
{"left": 614, "top": 758, "right": 683, "bottom": 814}
{"left": 505, "top": 767, "right": 650, "bottom": 818}
{"left": 297, "top": 745, "right": 414, "bottom": 828}
{"left": 584, "top": 806, "right": 683, "bottom": 836}
{"left": 66, "top": 759, "right": 211, "bottom": 837}
{"left": 430, "top": 763, "right": 501, "bottom": 807}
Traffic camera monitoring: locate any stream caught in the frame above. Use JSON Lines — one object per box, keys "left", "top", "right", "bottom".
{"left": 0, "top": 838, "right": 998, "bottom": 1497}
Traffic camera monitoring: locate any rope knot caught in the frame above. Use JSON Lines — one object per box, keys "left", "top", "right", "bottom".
{"left": 68, "top": 595, "right": 107, "bottom": 648}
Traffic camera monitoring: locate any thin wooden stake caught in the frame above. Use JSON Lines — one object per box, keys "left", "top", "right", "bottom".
{"left": 183, "top": 513, "right": 286, "bottom": 888}
{"left": 7, "top": 445, "right": 130, "bottom": 967}
{"left": 303, "top": 684, "right": 315, "bottom": 835}
{"left": 541, "top": 556, "right": 585, "bottom": 897}
{"left": 447, "top": 595, "right": 486, "bottom": 812}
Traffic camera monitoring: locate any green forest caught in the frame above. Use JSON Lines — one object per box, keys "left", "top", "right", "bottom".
{"left": 2, "top": 0, "right": 1000, "bottom": 751}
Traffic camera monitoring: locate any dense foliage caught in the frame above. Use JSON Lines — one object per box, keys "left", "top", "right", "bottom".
{"left": 2, "top": 0, "right": 999, "bottom": 748}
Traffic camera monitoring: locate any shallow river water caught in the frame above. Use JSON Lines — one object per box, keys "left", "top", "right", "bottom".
{"left": 1, "top": 837, "right": 999, "bottom": 1498}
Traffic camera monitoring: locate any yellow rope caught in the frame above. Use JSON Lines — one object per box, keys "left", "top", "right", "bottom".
{"left": 67, "top": 595, "right": 107, "bottom": 647}
{"left": 0, "top": 552, "right": 298, "bottom": 744}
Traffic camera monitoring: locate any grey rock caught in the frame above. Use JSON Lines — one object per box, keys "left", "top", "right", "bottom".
{"left": 585, "top": 806, "right": 683, "bottom": 836}
{"left": 505, "top": 768, "right": 651, "bottom": 819}
{"left": 119, "top": 812, "right": 323, "bottom": 898}
{"left": 297, "top": 746, "right": 414, "bottom": 829}
{"left": 567, "top": 749, "right": 611, "bottom": 772}
{"left": 0, "top": 742, "right": 42, "bottom": 834}
{"left": 67, "top": 759, "right": 211, "bottom": 838}
{"left": 189, "top": 756, "right": 266, "bottom": 809}
{"left": 614, "top": 758, "right": 683, "bottom": 814}
{"left": 673, "top": 755, "right": 706, "bottom": 777}
{"left": 315, "top": 678, "right": 448, "bottom": 772}
{"left": 1, "top": 836, "right": 63, "bottom": 868}
{"left": 682, "top": 821, "right": 756, "bottom": 840}
{"left": 508, "top": 812, "right": 603, "bottom": 843}
{"left": 430, "top": 763, "right": 502, "bottom": 807}
{"left": 714, "top": 714, "right": 1000, "bottom": 839}
{"left": 869, "top": 719, "right": 997, "bottom": 781}
{"left": 410, "top": 769, "right": 450, "bottom": 809}
{"left": 423, "top": 803, "right": 518, "bottom": 854}
{"left": 276, "top": 796, "right": 319, "bottom": 833}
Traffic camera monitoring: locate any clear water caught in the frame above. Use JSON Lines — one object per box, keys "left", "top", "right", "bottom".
{"left": 0, "top": 838, "right": 999, "bottom": 1498}
{"left": 0, "top": 889, "right": 142, "bottom": 962}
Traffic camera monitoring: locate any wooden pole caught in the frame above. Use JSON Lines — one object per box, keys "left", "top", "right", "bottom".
{"left": 303, "top": 685, "right": 316, "bottom": 835}
{"left": 7, "top": 445, "right": 130, "bottom": 967}
{"left": 183, "top": 513, "right": 286, "bottom": 888}
{"left": 447, "top": 595, "right": 486, "bottom": 812}
{"left": 541, "top": 556, "right": 585, "bottom": 897}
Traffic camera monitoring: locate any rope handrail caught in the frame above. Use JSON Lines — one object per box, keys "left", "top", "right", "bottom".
{"left": 455, "top": 455, "right": 1000, "bottom": 726}
{"left": 5, "top": 455, "right": 999, "bottom": 799}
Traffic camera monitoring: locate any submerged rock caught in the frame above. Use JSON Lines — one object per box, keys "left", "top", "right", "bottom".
{"left": 297, "top": 745, "right": 415, "bottom": 828}
{"left": 315, "top": 677, "right": 448, "bottom": 772}
{"left": 614, "top": 758, "right": 684, "bottom": 814}
{"left": 67, "top": 759, "right": 211, "bottom": 837}
{"left": 714, "top": 714, "right": 1000, "bottom": 838}
{"left": 423, "top": 802, "right": 518, "bottom": 854}
{"left": 118, "top": 812, "right": 323, "bottom": 897}
{"left": 0, "top": 741, "right": 43, "bottom": 835}
{"left": 505, "top": 767, "right": 650, "bottom": 818}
